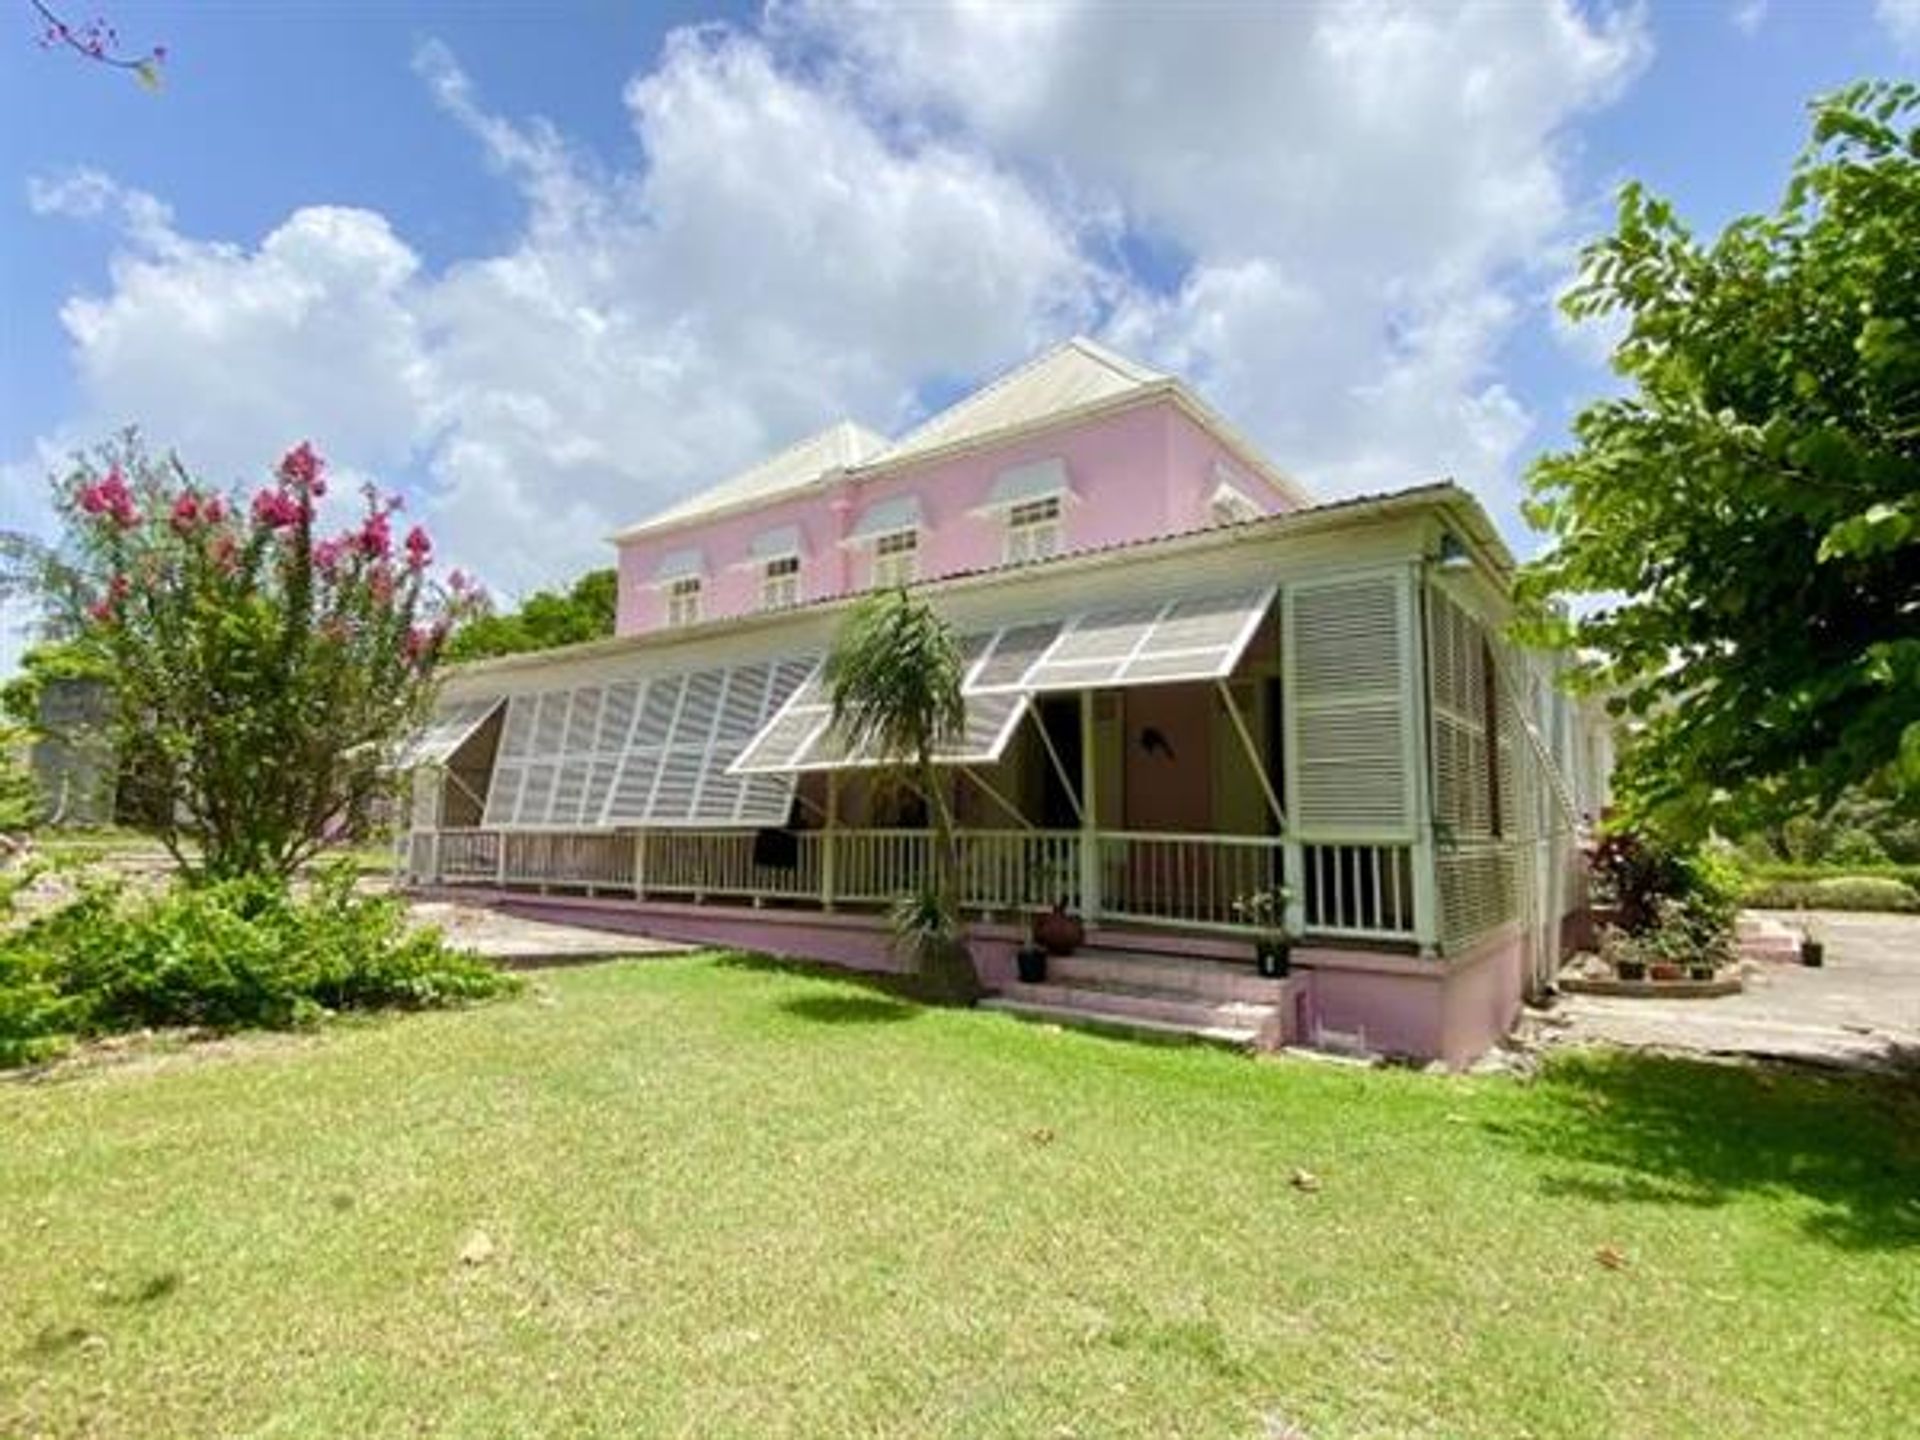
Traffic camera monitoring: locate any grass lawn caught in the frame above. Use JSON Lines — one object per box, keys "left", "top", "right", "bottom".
{"left": 3, "top": 954, "right": 1916, "bottom": 1438}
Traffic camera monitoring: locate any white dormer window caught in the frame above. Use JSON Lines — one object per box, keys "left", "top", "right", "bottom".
{"left": 665, "top": 575, "right": 702, "bottom": 626}
{"left": 871, "top": 529, "right": 919, "bottom": 588}
{"left": 1209, "top": 481, "right": 1263, "bottom": 527}
{"left": 1003, "top": 495, "right": 1062, "bottom": 564}
{"left": 761, "top": 554, "right": 801, "bottom": 609}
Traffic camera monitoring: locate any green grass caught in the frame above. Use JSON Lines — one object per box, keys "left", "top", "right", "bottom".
{"left": 3, "top": 954, "right": 1916, "bottom": 1438}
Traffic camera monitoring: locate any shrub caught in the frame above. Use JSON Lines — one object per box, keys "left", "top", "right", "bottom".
{"left": 0, "top": 864, "right": 518, "bottom": 1066}
{"left": 1741, "top": 861, "right": 1920, "bottom": 890}
{"left": 1743, "top": 876, "right": 1920, "bottom": 914}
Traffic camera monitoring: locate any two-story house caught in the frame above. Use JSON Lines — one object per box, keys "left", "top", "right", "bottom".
{"left": 399, "top": 338, "right": 1608, "bottom": 1067}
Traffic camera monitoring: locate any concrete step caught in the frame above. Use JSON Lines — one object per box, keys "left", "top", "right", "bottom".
{"left": 1040, "top": 947, "right": 1287, "bottom": 1003}
{"left": 1737, "top": 914, "right": 1805, "bottom": 963}
{"left": 980, "top": 995, "right": 1266, "bottom": 1051}
{"left": 986, "top": 978, "right": 1287, "bottom": 1050}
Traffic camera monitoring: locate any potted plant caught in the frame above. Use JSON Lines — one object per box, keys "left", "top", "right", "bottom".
{"left": 1032, "top": 898, "right": 1085, "bottom": 957}
{"left": 1602, "top": 928, "right": 1646, "bottom": 982}
{"left": 1801, "top": 924, "right": 1825, "bottom": 968}
{"left": 1232, "top": 885, "right": 1295, "bottom": 979}
{"left": 1015, "top": 920, "right": 1049, "bottom": 983}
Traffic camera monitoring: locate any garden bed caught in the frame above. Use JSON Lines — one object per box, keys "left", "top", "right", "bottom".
{"left": 1559, "top": 970, "right": 1743, "bottom": 999}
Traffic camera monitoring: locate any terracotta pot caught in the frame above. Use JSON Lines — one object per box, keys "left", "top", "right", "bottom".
{"left": 1649, "top": 962, "right": 1683, "bottom": 982}
{"left": 1033, "top": 907, "right": 1085, "bottom": 957}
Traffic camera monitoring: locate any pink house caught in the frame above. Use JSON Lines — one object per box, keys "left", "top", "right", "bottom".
{"left": 401, "top": 339, "right": 1609, "bottom": 1068}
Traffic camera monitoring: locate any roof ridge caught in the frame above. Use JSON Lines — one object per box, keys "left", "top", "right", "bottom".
{"left": 743, "top": 417, "right": 883, "bottom": 475}
{"left": 888, "top": 334, "right": 1161, "bottom": 453}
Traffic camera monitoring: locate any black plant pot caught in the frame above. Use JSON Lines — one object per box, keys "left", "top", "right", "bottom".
{"left": 1015, "top": 944, "right": 1048, "bottom": 985}
{"left": 1801, "top": 939, "right": 1825, "bottom": 968}
{"left": 1616, "top": 960, "right": 1648, "bottom": 982}
{"left": 1255, "top": 940, "right": 1291, "bottom": 979}
{"left": 1688, "top": 965, "right": 1717, "bottom": 982}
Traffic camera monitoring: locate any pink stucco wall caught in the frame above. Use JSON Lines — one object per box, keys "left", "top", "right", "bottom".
{"left": 426, "top": 884, "right": 1523, "bottom": 1067}
{"left": 1293, "top": 924, "right": 1526, "bottom": 1069}
{"left": 615, "top": 399, "right": 1288, "bottom": 635}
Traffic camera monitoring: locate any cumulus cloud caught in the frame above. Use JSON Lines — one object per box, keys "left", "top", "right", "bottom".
{"left": 1878, "top": 0, "right": 1920, "bottom": 51}
{"left": 15, "top": 1, "right": 1650, "bottom": 592}
{"left": 794, "top": 0, "right": 1647, "bottom": 522}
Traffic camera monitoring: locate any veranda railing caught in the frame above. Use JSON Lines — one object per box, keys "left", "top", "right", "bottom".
{"left": 406, "top": 827, "right": 1416, "bottom": 942}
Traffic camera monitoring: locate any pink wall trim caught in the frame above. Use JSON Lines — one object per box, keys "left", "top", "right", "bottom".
{"left": 614, "top": 399, "right": 1288, "bottom": 635}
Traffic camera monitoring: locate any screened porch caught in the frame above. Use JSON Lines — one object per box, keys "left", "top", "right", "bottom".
{"left": 401, "top": 562, "right": 1586, "bottom": 962}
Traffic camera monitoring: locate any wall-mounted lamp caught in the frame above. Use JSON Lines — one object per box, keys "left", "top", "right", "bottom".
{"left": 1434, "top": 530, "right": 1473, "bottom": 574}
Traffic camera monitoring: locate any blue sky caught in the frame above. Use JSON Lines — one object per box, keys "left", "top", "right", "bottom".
{"left": 0, "top": 1, "right": 1911, "bottom": 668}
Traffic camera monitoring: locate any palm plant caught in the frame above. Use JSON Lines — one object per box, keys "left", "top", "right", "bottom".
{"left": 824, "top": 588, "right": 980, "bottom": 1003}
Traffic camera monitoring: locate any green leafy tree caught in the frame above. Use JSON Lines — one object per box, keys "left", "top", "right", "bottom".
{"left": 1519, "top": 81, "right": 1919, "bottom": 838}
{"left": 52, "top": 436, "right": 479, "bottom": 880}
{"left": 824, "top": 588, "right": 979, "bottom": 1003}
{"left": 444, "top": 567, "right": 617, "bottom": 661}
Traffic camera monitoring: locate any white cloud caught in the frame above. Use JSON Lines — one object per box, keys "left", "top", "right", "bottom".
{"left": 1731, "top": 0, "right": 1769, "bottom": 37}
{"left": 1878, "top": 0, "right": 1920, "bottom": 51}
{"left": 15, "top": 2, "right": 1651, "bottom": 593}
{"left": 791, "top": 0, "right": 1648, "bottom": 527}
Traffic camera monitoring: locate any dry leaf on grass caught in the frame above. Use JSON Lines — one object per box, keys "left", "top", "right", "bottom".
{"left": 459, "top": 1229, "right": 496, "bottom": 1266}
{"left": 1595, "top": 1245, "right": 1628, "bottom": 1270}
{"left": 1290, "top": 1168, "right": 1321, "bottom": 1193}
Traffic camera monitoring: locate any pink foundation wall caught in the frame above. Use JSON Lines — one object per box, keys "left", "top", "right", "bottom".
{"left": 615, "top": 401, "right": 1289, "bottom": 635}
{"left": 443, "top": 886, "right": 1523, "bottom": 1067}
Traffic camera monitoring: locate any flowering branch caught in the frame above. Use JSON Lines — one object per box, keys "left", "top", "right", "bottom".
{"left": 28, "top": 0, "right": 165, "bottom": 88}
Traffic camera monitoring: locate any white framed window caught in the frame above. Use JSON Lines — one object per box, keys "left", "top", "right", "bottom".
{"left": 871, "top": 529, "right": 919, "bottom": 588}
{"left": 1003, "top": 495, "right": 1063, "bottom": 564}
{"left": 664, "top": 575, "right": 702, "bottom": 627}
{"left": 761, "top": 554, "right": 801, "bottom": 610}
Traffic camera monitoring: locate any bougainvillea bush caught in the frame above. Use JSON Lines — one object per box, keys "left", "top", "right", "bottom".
{"left": 59, "top": 437, "right": 481, "bottom": 881}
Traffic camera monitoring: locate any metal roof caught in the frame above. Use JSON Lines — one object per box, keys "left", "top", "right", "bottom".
{"left": 614, "top": 420, "right": 889, "bottom": 540}
{"left": 609, "top": 338, "right": 1166, "bottom": 542}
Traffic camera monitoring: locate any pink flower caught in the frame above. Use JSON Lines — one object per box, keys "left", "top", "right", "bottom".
{"left": 447, "top": 568, "right": 470, "bottom": 594}
{"left": 251, "top": 488, "right": 303, "bottom": 530}
{"left": 211, "top": 534, "right": 239, "bottom": 573}
{"left": 369, "top": 565, "right": 395, "bottom": 604}
{"left": 358, "top": 511, "right": 392, "bottom": 560}
{"left": 403, "top": 524, "right": 432, "bottom": 571}
{"left": 403, "top": 626, "right": 430, "bottom": 663}
{"left": 277, "top": 441, "right": 327, "bottom": 497}
{"left": 79, "top": 467, "right": 139, "bottom": 527}
{"left": 203, "top": 495, "right": 227, "bottom": 525}
{"left": 312, "top": 537, "right": 347, "bottom": 575}
{"left": 170, "top": 493, "right": 200, "bottom": 534}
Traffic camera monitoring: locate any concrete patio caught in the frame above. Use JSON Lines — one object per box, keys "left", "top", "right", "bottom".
{"left": 1543, "top": 910, "right": 1920, "bottom": 1070}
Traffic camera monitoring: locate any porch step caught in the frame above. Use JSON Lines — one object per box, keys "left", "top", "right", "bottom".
{"left": 981, "top": 995, "right": 1268, "bottom": 1051}
{"left": 1044, "top": 947, "right": 1287, "bottom": 1004}
{"left": 983, "top": 978, "right": 1287, "bottom": 1051}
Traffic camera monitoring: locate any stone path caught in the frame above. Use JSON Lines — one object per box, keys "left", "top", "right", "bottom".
{"left": 1541, "top": 910, "right": 1920, "bottom": 1070}
{"left": 409, "top": 897, "right": 688, "bottom": 967}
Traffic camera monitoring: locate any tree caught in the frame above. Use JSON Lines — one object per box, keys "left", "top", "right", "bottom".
{"left": 27, "top": 1, "right": 165, "bottom": 88}
{"left": 444, "top": 567, "right": 616, "bottom": 661}
{"left": 824, "top": 588, "right": 979, "bottom": 1003}
{"left": 1519, "top": 80, "right": 1920, "bottom": 839}
{"left": 51, "top": 436, "right": 479, "bottom": 881}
